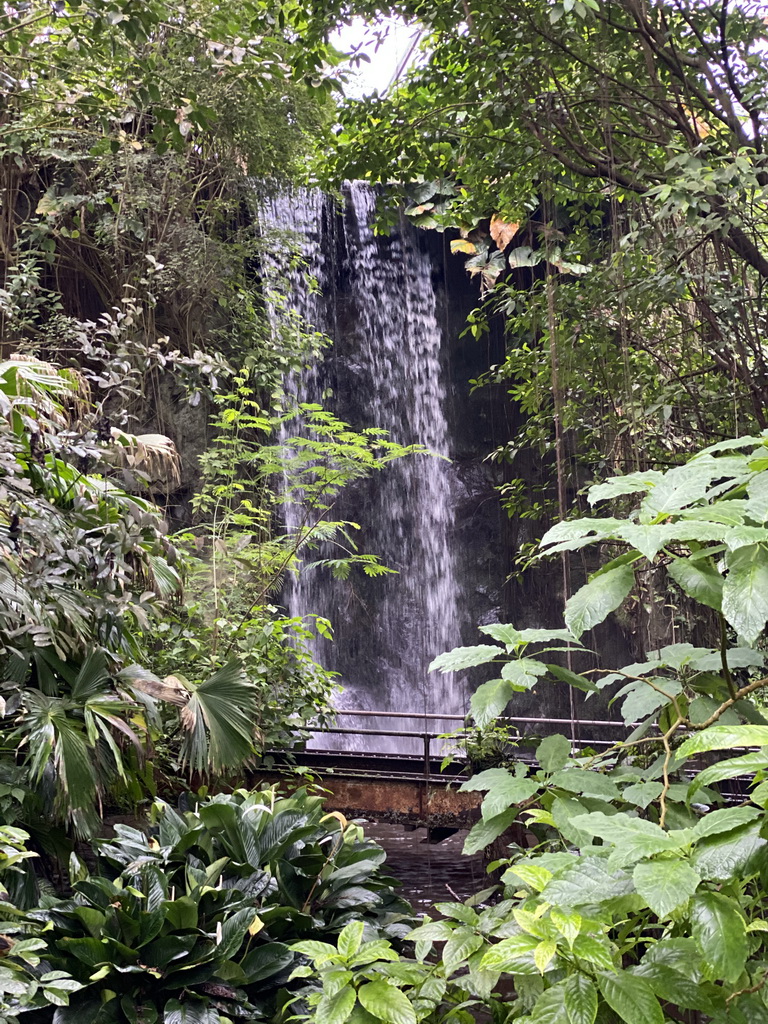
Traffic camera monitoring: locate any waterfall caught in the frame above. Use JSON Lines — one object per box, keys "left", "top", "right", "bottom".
{"left": 263, "top": 184, "right": 467, "bottom": 754}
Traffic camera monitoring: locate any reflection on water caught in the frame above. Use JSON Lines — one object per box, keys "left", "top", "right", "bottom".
{"left": 363, "top": 822, "right": 487, "bottom": 913}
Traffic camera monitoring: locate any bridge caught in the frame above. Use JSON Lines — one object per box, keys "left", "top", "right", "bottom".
{"left": 252, "top": 709, "right": 636, "bottom": 831}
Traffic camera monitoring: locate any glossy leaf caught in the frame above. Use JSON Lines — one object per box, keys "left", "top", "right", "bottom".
{"left": 564, "top": 565, "right": 635, "bottom": 639}
{"left": 632, "top": 859, "right": 700, "bottom": 917}
{"left": 690, "top": 892, "right": 747, "bottom": 982}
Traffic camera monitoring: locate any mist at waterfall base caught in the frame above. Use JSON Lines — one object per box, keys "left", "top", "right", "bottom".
{"left": 264, "top": 185, "right": 504, "bottom": 756}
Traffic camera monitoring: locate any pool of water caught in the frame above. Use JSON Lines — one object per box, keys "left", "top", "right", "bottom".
{"left": 363, "top": 822, "right": 488, "bottom": 912}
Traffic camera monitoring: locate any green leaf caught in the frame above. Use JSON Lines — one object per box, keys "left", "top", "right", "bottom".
{"left": 469, "top": 678, "right": 516, "bottom": 727}
{"left": 550, "top": 769, "right": 621, "bottom": 802}
{"left": 678, "top": 725, "right": 768, "bottom": 758}
{"left": 564, "top": 565, "right": 635, "bottom": 639}
{"left": 570, "top": 935, "right": 615, "bottom": 971}
{"left": 56, "top": 937, "right": 108, "bottom": 968}
{"left": 534, "top": 938, "right": 557, "bottom": 974}
{"left": 632, "top": 963, "right": 714, "bottom": 1013}
{"left": 292, "top": 940, "right": 340, "bottom": 964}
{"left": 622, "top": 782, "right": 663, "bottom": 809}
{"left": 618, "top": 679, "right": 682, "bottom": 726}
{"left": 528, "top": 985, "right": 569, "bottom": 1024}
{"left": 537, "top": 734, "right": 571, "bottom": 774}
{"left": 571, "top": 812, "right": 685, "bottom": 864}
{"left": 632, "top": 859, "right": 700, "bottom": 917}
{"left": 70, "top": 649, "right": 111, "bottom": 702}
{"left": 480, "top": 625, "right": 575, "bottom": 646}
{"left": 429, "top": 645, "right": 502, "bottom": 673}
{"left": 480, "top": 934, "right": 539, "bottom": 973}
{"left": 690, "top": 892, "right": 747, "bottom": 982}
{"left": 468, "top": 773, "right": 539, "bottom": 821}
{"left": 433, "top": 903, "right": 479, "bottom": 925}
{"left": 666, "top": 557, "right": 723, "bottom": 612}
{"left": 358, "top": 981, "right": 417, "bottom": 1024}
{"left": 501, "top": 658, "right": 548, "bottom": 690}
{"left": 588, "top": 472, "right": 663, "bottom": 506}
{"left": 564, "top": 974, "right": 597, "bottom": 1024}
{"left": 337, "top": 921, "right": 365, "bottom": 960}
{"left": 722, "top": 544, "right": 768, "bottom": 643}
{"left": 541, "top": 857, "right": 634, "bottom": 908}
{"left": 442, "top": 928, "right": 483, "bottom": 972}
{"left": 747, "top": 471, "right": 768, "bottom": 521}
{"left": 163, "top": 999, "right": 219, "bottom": 1024}
{"left": 596, "top": 971, "right": 664, "bottom": 1024}
{"left": 545, "top": 663, "right": 598, "bottom": 693}
{"left": 181, "top": 660, "right": 257, "bottom": 773}
{"left": 317, "top": 986, "right": 356, "bottom": 1024}
{"left": 616, "top": 523, "right": 675, "bottom": 561}
{"left": 462, "top": 810, "right": 518, "bottom": 854}
{"left": 691, "top": 822, "right": 767, "bottom": 882}
{"left": 691, "top": 806, "right": 760, "bottom": 839}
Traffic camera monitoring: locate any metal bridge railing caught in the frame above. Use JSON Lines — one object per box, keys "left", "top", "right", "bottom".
{"left": 310, "top": 709, "right": 637, "bottom": 780}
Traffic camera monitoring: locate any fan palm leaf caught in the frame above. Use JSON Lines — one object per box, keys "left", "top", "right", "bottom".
{"left": 180, "top": 660, "right": 258, "bottom": 774}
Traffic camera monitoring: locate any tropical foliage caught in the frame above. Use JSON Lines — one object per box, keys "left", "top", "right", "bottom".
{"left": 295, "top": 434, "right": 768, "bottom": 1024}
{"left": 316, "top": 0, "right": 768, "bottom": 541}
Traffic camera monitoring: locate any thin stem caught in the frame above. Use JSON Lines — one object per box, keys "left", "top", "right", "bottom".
{"left": 719, "top": 612, "right": 737, "bottom": 699}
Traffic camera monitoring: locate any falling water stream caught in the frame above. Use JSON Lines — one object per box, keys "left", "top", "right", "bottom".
{"left": 263, "top": 185, "right": 467, "bottom": 753}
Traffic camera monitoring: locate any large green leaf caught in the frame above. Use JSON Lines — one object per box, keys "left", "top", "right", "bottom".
{"left": 564, "top": 974, "right": 597, "bottom": 1024}
{"left": 639, "top": 464, "right": 715, "bottom": 518}
{"left": 462, "top": 809, "right": 518, "bottom": 855}
{"left": 571, "top": 813, "right": 685, "bottom": 865}
{"left": 545, "top": 663, "right": 598, "bottom": 693}
{"left": 587, "top": 472, "right": 663, "bottom": 506}
{"left": 337, "top": 921, "right": 365, "bottom": 960}
{"left": 691, "top": 822, "right": 767, "bottom": 882}
{"left": 163, "top": 999, "right": 219, "bottom": 1024}
{"left": 541, "top": 857, "right": 634, "bottom": 908}
{"left": 500, "top": 658, "right": 548, "bottom": 690}
{"left": 240, "top": 942, "right": 293, "bottom": 983}
{"left": 480, "top": 624, "right": 575, "bottom": 646}
{"left": 537, "top": 734, "right": 571, "bottom": 774}
{"left": 722, "top": 544, "right": 768, "bottom": 643}
{"left": 460, "top": 768, "right": 538, "bottom": 820}
{"left": 689, "top": 750, "right": 768, "bottom": 794}
{"left": 70, "top": 649, "right": 112, "bottom": 702}
{"left": 564, "top": 565, "right": 635, "bottom": 639}
{"left": 632, "top": 859, "right": 700, "bottom": 917}
{"left": 690, "top": 806, "right": 760, "bottom": 839}
{"left": 690, "top": 892, "right": 747, "bottom": 982}
{"left": 316, "top": 986, "right": 356, "bottom": 1024}
{"left": 746, "top": 471, "right": 768, "bottom": 521}
{"left": 678, "top": 725, "right": 768, "bottom": 757}
{"left": 550, "top": 769, "right": 621, "bottom": 802}
{"left": 181, "top": 660, "right": 257, "bottom": 772}
{"left": 469, "top": 678, "right": 516, "bottom": 727}
{"left": 596, "top": 971, "right": 664, "bottom": 1024}
{"left": 429, "top": 645, "right": 501, "bottom": 673}
{"left": 618, "top": 678, "right": 682, "bottom": 726}
{"left": 479, "top": 934, "right": 540, "bottom": 973}
{"left": 442, "top": 928, "right": 483, "bottom": 972}
{"left": 358, "top": 981, "right": 416, "bottom": 1024}
{"left": 666, "top": 557, "right": 723, "bottom": 612}
{"left": 528, "top": 984, "right": 569, "bottom": 1023}
{"left": 632, "top": 963, "right": 714, "bottom": 1013}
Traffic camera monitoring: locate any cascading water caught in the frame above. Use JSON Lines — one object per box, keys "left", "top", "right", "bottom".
{"left": 263, "top": 184, "right": 467, "bottom": 753}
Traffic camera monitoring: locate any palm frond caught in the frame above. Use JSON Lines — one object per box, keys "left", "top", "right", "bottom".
{"left": 180, "top": 660, "right": 257, "bottom": 774}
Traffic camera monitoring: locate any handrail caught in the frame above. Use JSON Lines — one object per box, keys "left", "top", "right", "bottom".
{"left": 330, "top": 709, "right": 630, "bottom": 728}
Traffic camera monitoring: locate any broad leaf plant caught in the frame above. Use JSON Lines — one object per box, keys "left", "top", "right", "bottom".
{"left": 300, "top": 432, "right": 768, "bottom": 1024}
